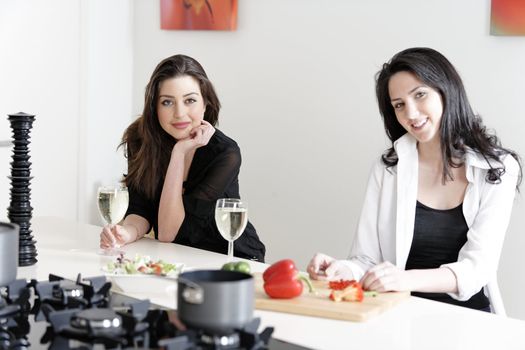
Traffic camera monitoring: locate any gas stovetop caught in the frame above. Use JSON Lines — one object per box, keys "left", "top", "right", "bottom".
{"left": 0, "top": 274, "right": 311, "bottom": 350}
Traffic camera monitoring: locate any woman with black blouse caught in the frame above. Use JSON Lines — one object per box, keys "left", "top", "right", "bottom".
{"left": 99, "top": 54, "right": 265, "bottom": 261}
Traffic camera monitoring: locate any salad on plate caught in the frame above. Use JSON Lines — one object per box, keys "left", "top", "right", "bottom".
{"left": 103, "top": 253, "right": 184, "bottom": 278}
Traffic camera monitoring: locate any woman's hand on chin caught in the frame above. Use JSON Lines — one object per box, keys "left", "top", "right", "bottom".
{"left": 174, "top": 120, "right": 215, "bottom": 155}
{"left": 190, "top": 120, "right": 215, "bottom": 147}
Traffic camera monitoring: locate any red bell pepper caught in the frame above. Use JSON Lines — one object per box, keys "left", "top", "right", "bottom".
{"left": 263, "top": 259, "right": 313, "bottom": 299}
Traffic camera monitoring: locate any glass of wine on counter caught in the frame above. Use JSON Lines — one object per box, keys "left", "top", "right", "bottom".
{"left": 97, "top": 185, "right": 129, "bottom": 255}
{"left": 215, "top": 198, "right": 248, "bottom": 262}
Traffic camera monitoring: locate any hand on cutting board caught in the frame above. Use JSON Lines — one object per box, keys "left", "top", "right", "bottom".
{"left": 307, "top": 253, "right": 355, "bottom": 281}
{"left": 360, "top": 261, "right": 409, "bottom": 292}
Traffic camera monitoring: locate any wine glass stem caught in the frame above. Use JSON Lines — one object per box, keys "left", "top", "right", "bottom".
{"left": 227, "top": 240, "right": 234, "bottom": 262}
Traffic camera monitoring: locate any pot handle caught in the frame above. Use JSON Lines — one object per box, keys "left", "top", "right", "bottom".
{"left": 178, "top": 277, "right": 204, "bottom": 304}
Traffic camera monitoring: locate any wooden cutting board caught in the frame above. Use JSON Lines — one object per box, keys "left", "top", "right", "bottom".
{"left": 254, "top": 273, "right": 410, "bottom": 322}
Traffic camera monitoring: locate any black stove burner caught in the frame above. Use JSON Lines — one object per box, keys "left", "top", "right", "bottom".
{"left": 0, "top": 327, "right": 31, "bottom": 350}
{"left": 0, "top": 279, "right": 32, "bottom": 349}
{"left": 41, "top": 291, "right": 152, "bottom": 349}
{"left": 71, "top": 308, "right": 123, "bottom": 334}
{"left": 32, "top": 274, "right": 112, "bottom": 321}
{"left": 0, "top": 296, "right": 20, "bottom": 320}
{"left": 200, "top": 332, "right": 240, "bottom": 348}
{"left": 53, "top": 280, "right": 84, "bottom": 300}
{"left": 2, "top": 274, "right": 311, "bottom": 350}
{"left": 159, "top": 318, "right": 274, "bottom": 350}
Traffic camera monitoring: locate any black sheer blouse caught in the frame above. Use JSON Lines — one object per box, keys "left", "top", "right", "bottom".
{"left": 125, "top": 129, "right": 266, "bottom": 261}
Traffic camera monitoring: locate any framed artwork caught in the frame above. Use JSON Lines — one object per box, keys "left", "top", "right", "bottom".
{"left": 160, "top": 0, "right": 238, "bottom": 31}
{"left": 490, "top": 0, "right": 525, "bottom": 35}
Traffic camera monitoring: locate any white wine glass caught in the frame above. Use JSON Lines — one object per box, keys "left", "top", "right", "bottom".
{"left": 215, "top": 198, "right": 248, "bottom": 262}
{"left": 97, "top": 185, "right": 129, "bottom": 255}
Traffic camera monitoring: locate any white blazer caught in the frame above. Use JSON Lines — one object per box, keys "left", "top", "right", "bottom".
{"left": 343, "top": 133, "right": 519, "bottom": 314}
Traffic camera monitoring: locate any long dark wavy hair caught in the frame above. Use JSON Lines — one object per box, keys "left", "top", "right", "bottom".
{"left": 121, "top": 54, "right": 221, "bottom": 200}
{"left": 375, "top": 47, "right": 522, "bottom": 189}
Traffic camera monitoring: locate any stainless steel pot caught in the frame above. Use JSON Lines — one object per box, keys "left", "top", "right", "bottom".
{"left": 0, "top": 222, "right": 19, "bottom": 286}
{"left": 177, "top": 270, "right": 254, "bottom": 334}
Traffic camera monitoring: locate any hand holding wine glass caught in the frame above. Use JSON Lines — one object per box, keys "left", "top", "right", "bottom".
{"left": 215, "top": 198, "right": 248, "bottom": 262}
{"left": 97, "top": 185, "right": 129, "bottom": 254}
{"left": 100, "top": 224, "right": 134, "bottom": 249}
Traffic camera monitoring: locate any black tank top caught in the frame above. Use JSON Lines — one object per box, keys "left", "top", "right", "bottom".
{"left": 405, "top": 201, "right": 489, "bottom": 310}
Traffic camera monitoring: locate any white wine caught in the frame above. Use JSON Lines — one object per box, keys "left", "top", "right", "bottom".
{"left": 97, "top": 188, "right": 129, "bottom": 225}
{"left": 215, "top": 207, "right": 248, "bottom": 241}
{"left": 215, "top": 198, "right": 248, "bottom": 261}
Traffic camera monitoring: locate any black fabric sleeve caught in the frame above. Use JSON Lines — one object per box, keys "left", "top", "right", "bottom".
{"left": 191, "top": 145, "right": 241, "bottom": 202}
{"left": 175, "top": 146, "right": 241, "bottom": 245}
{"left": 177, "top": 141, "right": 266, "bottom": 261}
{"left": 125, "top": 184, "right": 153, "bottom": 232}
{"left": 124, "top": 130, "right": 265, "bottom": 261}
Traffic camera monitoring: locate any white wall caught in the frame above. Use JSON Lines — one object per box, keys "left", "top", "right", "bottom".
{"left": 79, "top": 0, "right": 133, "bottom": 225}
{"left": 0, "top": 0, "right": 81, "bottom": 221}
{"left": 0, "top": 0, "right": 133, "bottom": 226}
{"left": 2, "top": 0, "right": 524, "bottom": 320}
{"left": 132, "top": 0, "right": 525, "bottom": 319}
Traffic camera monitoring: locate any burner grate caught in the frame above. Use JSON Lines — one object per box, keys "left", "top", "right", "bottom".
{"left": 32, "top": 274, "right": 112, "bottom": 322}
{"left": 0, "top": 279, "right": 33, "bottom": 349}
{"left": 158, "top": 318, "right": 274, "bottom": 350}
{"left": 4, "top": 274, "right": 294, "bottom": 350}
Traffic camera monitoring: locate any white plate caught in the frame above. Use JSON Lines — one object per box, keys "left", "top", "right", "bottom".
{"left": 101, "top": 263, "right": 185, "bottom": 278}
{"left": 107, "top": 273, "right": 178, "bottom": 294}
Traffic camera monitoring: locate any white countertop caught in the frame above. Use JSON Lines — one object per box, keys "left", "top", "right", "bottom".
{"left": 17, "top": 217, "right": 525, "bottom": 350}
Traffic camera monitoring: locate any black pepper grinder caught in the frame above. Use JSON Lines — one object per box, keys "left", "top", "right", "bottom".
{"left": 7, "top": 112, "right": 37, "bottom": 266}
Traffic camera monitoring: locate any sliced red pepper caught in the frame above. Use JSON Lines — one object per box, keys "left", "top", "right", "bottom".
{"left": 329, "top": 280, "right": 378, "bottom": 302}
{"left": 263, "top": 259, "right": 313, "bottom": 299}
{"left": 328, "top": 279, "right": 357, "bottom": 291}
{"left": 329, "top": 282, "right": 364, "bottom": 302}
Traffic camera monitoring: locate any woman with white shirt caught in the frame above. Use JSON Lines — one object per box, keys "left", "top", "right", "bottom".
{"left": 307, "top": 47, "right": 522, "bottom": 312}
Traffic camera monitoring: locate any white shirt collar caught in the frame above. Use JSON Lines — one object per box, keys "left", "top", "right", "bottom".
{"left": 393, "top": 132, "right": 497, "bottom": 170}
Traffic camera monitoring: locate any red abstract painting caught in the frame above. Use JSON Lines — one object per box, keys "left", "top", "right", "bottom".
{"left": 160, "top": 0, "right": 238, "bottom": 31}
{"left": 491, "top": 0, "right": 525, "bottom": 35}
